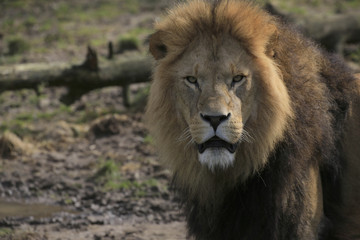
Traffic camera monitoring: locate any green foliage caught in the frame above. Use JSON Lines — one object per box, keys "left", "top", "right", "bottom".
{"left": 0, "top": 55, "right": 22, "bottom": 65}
{"left": 94, "top": 159, "right": 120, "bottom": 180}
{"left": 124, "top": 0, "right": 140, "bottom": 14}
{"left": 55, "top": 2, "right": 72, "bottom": 21}
{"left": 0, "top": 95, "right": 5, "bottom": 105}
{"left": 90, "top": 38, "right": 108, "bottom": 47}
{"left": 40, "top": 21, "right": 53, "bottom": 32}
{"left": 15, "top": 113, "right": 33, "bottom": 122}
{"left": 341, "top": 0, "right": 360, "bottom": 9}
{"left": 91, "top": 3, "right": 121, "bottom": 20}
{"left": 14, "top": 111, "right": 58, "bottom": 123}
{"left": 139, "top": 0, "right": 162, "bottom": 5}
{"left": 7, "top": 37, "right": 30, "bottom": 55}
{"left": 143, "top": 134, "right": 153, "bottom": 144}
{"left": 349, "top": 47, "right": 360, "bottom": 63}
{"left": 93, "top": 159, "right": 130, "bottom": 190}
{"left": 127, "top": 27, "right": 153, "bottom": 40}
{"left": 1, "top": 19, "right": 15, "bottom": 33}
{"left": 117, "top": 35, "right": 140, "bottom": 53}
{"left": 0, "top": 103, "right": 73, "bottom": 138}
{"left": 143, "top": 178, "right": 159, "bottom": 188}
{"left": 24, "top": 16, "right": 36, "bottom": 30}
{"left": 28, "top": 93, "right": 45, "bottom": 105}
{"left": 92, "top": 158, "right": 160, "bottom": 197}
{"left": 0, "top": 228, "right": 13, "bottom": 237}
{"left": 76, "top": 110, "right": 102, "bottom": 123}
{"left": 134, "top": 85, "right": 150, "bottom": 102}
{"left": 59, "top": 104, "right": 72, "bottom": 114}
{"left": 0, "top": 120, "right": 33, "bottom": 138}
{"left": 105, "top": 179, "right": 140, "bottom": 190}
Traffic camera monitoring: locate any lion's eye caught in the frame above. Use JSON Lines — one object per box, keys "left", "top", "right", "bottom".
{"left": 185, "top": 76, "right": 198, "bottom": 84}
{"left": 232, "top": 75, "right": 246, "bottom": 83}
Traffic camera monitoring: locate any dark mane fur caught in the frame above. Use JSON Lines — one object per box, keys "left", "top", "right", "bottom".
{"left": 183, "top": 12, "right": 355, "bottom": 240}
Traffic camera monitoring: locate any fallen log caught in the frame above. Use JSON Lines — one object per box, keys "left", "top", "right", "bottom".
{"left": 265, "top": 3, "right": 360, "bottom": 54}
{"left": 1, "top": 8, "right": 359, "bottom": 106}
{"left": 0, "top": 48, "right": 153, "bottom": 105}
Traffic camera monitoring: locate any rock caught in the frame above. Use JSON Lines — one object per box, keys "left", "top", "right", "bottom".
{"left": 147, "top": 214, "right": 154, "bottom": 222}
{"left": 40, "top": 121, "right": 75, "bottom": 141}
{"left": 47, "top": 152, "right": 66, "bottom": 163}
{"left": 0, "top": 131, "right": 34, "bottom": 158}
{"left": 88, "top": 114, "right": 131, "bottom": 139}
{"left": 121, "top": 162, "right": 141, "bottom": 173}
{"left": 39, "top": 98, "right": 51, "bottom": 109}
{"left": 87, "top": 215, "right": 104, "bottom": 225}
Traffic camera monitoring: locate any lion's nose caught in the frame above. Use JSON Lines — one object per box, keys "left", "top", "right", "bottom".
{"left": 200, "top": 113, "right": 231, "bottom": 131}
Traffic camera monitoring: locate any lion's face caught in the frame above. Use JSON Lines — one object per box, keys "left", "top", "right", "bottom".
{"left": 173, "top": 36, "right": 257, "bottom": 171}
{"left": 146, "top": 0, "right": 293, "bottom": 187}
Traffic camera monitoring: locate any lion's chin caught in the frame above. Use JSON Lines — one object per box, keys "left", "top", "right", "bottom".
{"left": 198, "top": 148, "right": 235, "bottom": 172}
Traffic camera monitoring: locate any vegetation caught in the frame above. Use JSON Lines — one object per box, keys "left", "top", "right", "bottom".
{"left": 93, "top": 158, "right": 160, "bottom": 197}
{"left": 0, "top": 228, "right": 13, "bottom": 237}
{"left": 349, "top": 47, "right": 360, "bottom": 63}
{"left": 7, "top": 37, "right": 30, "bottom": 55}
{"left": 0, "top": 0, "right": 156, "bottom": 64}
{"left": 117, "top": 35, "right": 140, "bottom": 53}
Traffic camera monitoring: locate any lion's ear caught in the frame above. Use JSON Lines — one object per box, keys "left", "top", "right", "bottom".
{"left": 149, "top": 31, "right": 168, "bottom": 60}
{"left": 265, "top": 29, "right": 279, "bottom": 58}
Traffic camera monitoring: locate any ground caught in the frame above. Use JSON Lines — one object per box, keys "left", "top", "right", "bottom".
{"left": 0, "top": 0, "right": 359, "bottom": 239}
{"left": 0, "top": 85, "right": 187, "bottom": 240}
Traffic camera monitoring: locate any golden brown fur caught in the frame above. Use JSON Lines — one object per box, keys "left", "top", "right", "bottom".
{"left": 145, "top": 0, "right": 360, "bottom": 239}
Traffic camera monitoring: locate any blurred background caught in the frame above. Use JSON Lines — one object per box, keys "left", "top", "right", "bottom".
{"left": 0, "top": 0, "right": 359, "bottom": 239}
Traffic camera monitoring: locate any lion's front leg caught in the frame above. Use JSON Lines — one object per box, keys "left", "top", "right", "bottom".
{"left": 302, "top": 164, "right": 324, "bottom": 238}
{"left": 277, "top": 163, "right": 324, "bottom": 240}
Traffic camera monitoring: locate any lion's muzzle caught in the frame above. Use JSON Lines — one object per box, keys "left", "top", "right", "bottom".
{"left": 197, "top": 136, "right": 238, "bottom": 154}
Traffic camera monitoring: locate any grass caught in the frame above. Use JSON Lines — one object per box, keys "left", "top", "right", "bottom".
{"left": 93, "top": 158, "right": 131, "bottom": 190}
{"left": 92, "top": 158, "right": 160, "bottom": 197}
{"left": 143, "top": 134, "right": 153, "bottom": 144}
{"left": 0, "top": 0, "right": 151, "bottom": 64}
{"left": 0, "top": 121, "right": 34, "bottom": 138}
{"left": 127, "top": 27, "right": 153, "bottom": 36}
{"left": 349, "top": 47, "right": 360, "bottom": 63}
{"left": 124, "top": 0, "right": 140, "bottom": 14}
{"left": 7, "top": 37, "right": 30, "bottom": 55}
{"left": 24, "top": 16, "right": 36, "bottom": 31}
{"left": 0, "top": 101, "right": 74, "bottom": 138}
{"left": 0, "top": 228, "right": 13, "bottom": 237}
{"left": 94, "top": 159, "right": 121, "bottom": 180}
{"left": 337, "top": 0, "right": 360, "bottom": 10}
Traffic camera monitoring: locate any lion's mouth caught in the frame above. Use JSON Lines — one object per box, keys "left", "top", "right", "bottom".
{"left": 197, "top": 136, "right": 237, "bottom": 154}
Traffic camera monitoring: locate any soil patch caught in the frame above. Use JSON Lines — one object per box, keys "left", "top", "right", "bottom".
{"left": 0, "top": 86, "right": 187, "bottom": 239}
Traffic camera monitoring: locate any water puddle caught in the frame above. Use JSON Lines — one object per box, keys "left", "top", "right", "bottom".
{"left": 0, "top": 199, "right": 69, "bottom": 220}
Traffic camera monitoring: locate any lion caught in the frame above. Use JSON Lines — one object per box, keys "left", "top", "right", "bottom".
{"left": 145, "top": 0, "right": 360, "bottom": 239}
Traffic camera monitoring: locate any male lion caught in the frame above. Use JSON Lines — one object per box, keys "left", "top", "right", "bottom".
{"left": 145, "top": 0, "right": 360, "bottom": 239}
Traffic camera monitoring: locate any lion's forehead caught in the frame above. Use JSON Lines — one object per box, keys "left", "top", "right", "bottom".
{"left": 178, "top": 36, "right": 254, "bottom": 79}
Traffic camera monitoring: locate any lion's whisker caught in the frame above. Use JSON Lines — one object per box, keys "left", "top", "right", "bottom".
{"left": 184, "top": 138, "right": 195, "bottom": 150}
{"left": 241, "top": 128, "right": 254, "bottom": 143}
{"left": 177, "top": 128, "right": 192, "bottom": 143}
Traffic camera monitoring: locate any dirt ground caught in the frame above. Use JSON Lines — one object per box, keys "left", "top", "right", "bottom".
{"left": 0, "top": 84, "right": 189, "bottom": 240}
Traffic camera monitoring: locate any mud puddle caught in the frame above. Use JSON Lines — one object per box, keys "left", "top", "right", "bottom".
{"left": 0, "top": 199, "right": 72, "bottom": 220}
